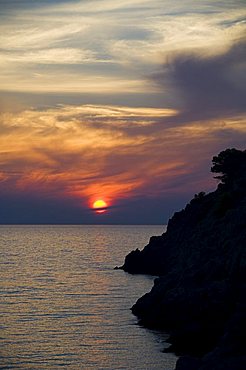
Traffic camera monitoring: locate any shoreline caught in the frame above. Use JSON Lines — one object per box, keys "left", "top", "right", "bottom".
{"left": 119, "top": 149, "right": 246, "bottom": 370}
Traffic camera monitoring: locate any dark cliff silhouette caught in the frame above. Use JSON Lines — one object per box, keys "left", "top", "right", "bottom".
{"left": 119, "top": 148, "right": 246, "bottom": 370}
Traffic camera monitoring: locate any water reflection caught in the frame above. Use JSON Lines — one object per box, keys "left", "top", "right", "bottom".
{"left": 0, "top": 225, "right": 176, "bottom": 369}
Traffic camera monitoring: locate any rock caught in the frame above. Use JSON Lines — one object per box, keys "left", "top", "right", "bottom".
{"left": 119, "top": 148, "right": 246, "bottom": 370}
{"left": 175, "top": 356, "right": 202, "bottom": 370}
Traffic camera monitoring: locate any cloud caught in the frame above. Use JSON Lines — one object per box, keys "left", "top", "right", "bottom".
{"left": 0, "top": 104, "right": 245, "bottom": 213}
{"left": 0, "top": 0, "right": 246, "bottom": 223}
{"left": 0, "top": 23, "right": 85, "bottom": 50}
{"left": 0, "top": 48, "right": 96, "bottom": 65}
{"left": 1, "top": 0, "right": 245, "bottom": 96}
{"left": 150, "top": 37, "right": 246, "bottom": 124}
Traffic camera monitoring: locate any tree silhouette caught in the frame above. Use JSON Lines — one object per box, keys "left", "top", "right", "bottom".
{"left": 211, "top": 148, "right": 246, "bottom": 185}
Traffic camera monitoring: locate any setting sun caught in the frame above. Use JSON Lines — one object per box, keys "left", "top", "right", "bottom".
{"left": 93, "top": 200, "right": 107, "bottom": 209}
{"left": 92, "top": 199, "right": 108, "bottom": 214}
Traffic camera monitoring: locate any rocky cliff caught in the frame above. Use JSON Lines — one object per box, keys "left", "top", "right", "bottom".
{"left": 120, "top": 149, "right": 246, "bottom": 370}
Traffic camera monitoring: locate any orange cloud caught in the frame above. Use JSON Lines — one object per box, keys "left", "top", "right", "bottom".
{"left": 0, "top": 104, "right": 245, "bottom": 211}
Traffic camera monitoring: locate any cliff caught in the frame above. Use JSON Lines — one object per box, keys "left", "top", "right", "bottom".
{"left": 120, "top": 149, "right": 246, "bottom": 370}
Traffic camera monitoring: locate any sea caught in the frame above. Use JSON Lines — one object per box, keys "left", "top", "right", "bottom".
{"left": 0, "top": 225, "right": 177, "bottom": 369}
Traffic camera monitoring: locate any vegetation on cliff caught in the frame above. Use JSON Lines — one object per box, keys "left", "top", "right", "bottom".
{"left": 120, "top": 148, "right": 246, "bottom": 370}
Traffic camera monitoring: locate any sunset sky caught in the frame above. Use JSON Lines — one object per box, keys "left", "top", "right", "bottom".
{"left": 0, "top": 0, "right": 245, "bottom": 224}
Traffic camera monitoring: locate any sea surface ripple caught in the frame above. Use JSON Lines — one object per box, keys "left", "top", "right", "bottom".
{"left": 0, "top": 225, "right": 177, "bottom": 369}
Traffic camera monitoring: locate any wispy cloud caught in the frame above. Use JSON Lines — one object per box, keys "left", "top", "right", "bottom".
{"left": 0, "top": 104, "right": 245, "bottom": 210}
{"left": 0, "top": 0, "right": 245, "bottom": 95}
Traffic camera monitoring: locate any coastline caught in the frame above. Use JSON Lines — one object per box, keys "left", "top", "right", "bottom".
{"left": 119, "top": 149, "right": 246, "bottom": 370}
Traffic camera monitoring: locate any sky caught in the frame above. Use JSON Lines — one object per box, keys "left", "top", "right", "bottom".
{"left": 0, "top": 0, "right": 245, "bottom": 224}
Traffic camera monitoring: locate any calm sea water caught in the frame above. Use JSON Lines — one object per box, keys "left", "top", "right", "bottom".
{"left": 0, "top": 225, "right": 177, "bottom": 369}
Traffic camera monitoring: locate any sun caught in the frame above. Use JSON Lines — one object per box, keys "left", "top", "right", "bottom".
{"left": 93, "top": 199, "right": 107, "bottom": 209}
{"left": 92, "top": 199, "right": 108, "bottom": 214}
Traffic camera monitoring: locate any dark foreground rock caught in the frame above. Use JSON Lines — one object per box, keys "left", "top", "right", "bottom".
{"left": 119, "top": 149, "right": 246, "bottom": 370}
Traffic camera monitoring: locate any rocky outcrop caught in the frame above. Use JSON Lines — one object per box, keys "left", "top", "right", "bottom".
{"left": 119, "top": 149, "right": 246, "bottom": 370}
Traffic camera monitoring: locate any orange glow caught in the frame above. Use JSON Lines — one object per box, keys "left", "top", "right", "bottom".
{"left": 95, "top": 209, "right": 106, "bottom": 214}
